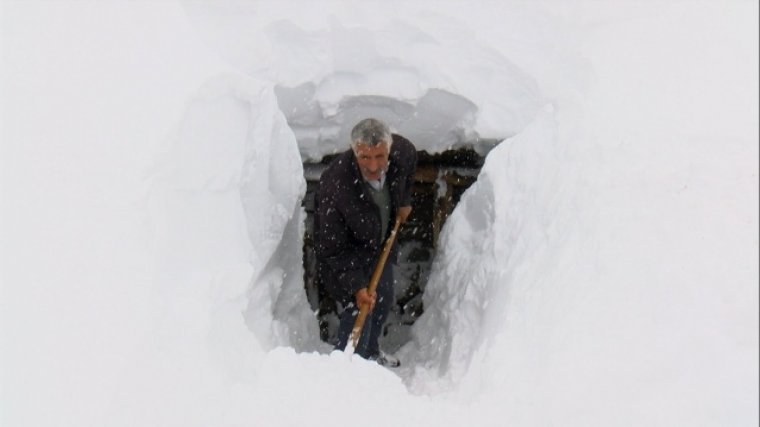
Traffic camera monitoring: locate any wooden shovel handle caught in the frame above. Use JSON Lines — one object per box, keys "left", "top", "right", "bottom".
{"left": 350, "top": 216, "right": 403, "bottom": 348}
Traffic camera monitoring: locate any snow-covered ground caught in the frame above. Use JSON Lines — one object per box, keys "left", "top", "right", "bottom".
{"left": 1, "top": 1, "right": 757, "bottom": 426}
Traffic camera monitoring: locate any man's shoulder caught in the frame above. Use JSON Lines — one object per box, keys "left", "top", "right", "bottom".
{"left": 390, "top": 134, "right": 417, "bottom": 172}
{"left": 320, "top": 149, "right": 355, "bottom": 185}
{"left": 391, "top": 133, "right": 416, "bottom": 154}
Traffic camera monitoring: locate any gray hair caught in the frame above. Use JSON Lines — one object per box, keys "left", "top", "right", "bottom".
{"left": 350, "top": 118, "right": 392, "bottom": 150}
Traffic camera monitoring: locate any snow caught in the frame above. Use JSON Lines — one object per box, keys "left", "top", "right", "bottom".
{"left": 1, "top": 1, "right": 757, "bottom": 426}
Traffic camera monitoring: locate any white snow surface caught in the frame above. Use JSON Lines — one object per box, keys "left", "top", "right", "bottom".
{"left": 1, "top": 1, "right": 757, "bottom": 426}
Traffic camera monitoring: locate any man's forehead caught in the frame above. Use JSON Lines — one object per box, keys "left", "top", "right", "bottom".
{"left": 355, "top": 142, "right": 390, "bottom": 154}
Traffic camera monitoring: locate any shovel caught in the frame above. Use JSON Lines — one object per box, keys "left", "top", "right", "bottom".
{"left": 349, "top": 215, "right": 402, "bottom": 348}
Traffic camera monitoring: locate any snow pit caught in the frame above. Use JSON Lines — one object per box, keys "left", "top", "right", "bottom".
{"left": 162, "top": 68, "right": 544, "bottom": 386}
{"left": 3, "top": 1, "right": 756, "bottom": 426}
{"left": 241, "top": 90, "right": 549, "bottom": 392}
{"left": 172, "top": 0, "right": 550, "bottom": 393}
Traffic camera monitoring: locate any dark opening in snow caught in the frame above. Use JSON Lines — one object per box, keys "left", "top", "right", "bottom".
{"left": 301, "top": 146, "right": 487, "bottom": 352}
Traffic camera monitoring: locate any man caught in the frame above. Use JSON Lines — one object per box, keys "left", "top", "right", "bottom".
{"left": 314, "top": 118, "right": 417, "bottom": 367}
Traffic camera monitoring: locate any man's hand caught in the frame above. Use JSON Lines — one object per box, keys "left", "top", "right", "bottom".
{"left": 397, "top": 205, "right": 412, "bottom": 223}
{"left": 355, "top": 287, "right": 376, "bottom": 311}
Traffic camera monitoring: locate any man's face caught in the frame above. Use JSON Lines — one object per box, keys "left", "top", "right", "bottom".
{"left": 354, "top": 141, "right": 390, "bottom": 181}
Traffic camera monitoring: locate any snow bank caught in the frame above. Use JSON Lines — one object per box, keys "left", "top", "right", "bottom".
{"left": 403, "top": 3, "right": 759, "bottom": 425}
{"left": 402, "top": 105, "right": 568, "bottom": 389}
{"left": 146, "top": 73, "right": 309, "bottom": 368}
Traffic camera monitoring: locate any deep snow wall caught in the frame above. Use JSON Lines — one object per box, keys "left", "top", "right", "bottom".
{"left": 401, "top": 3, "right": 759, "bottom": 425}
{"left": 401, "top": 106, "right": 576, "bottom": 391}
{"left": 148, "top": 73, "right": 322, "bottom": 364}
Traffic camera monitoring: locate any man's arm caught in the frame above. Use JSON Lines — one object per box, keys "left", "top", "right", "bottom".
{"left": 315, "top": 178, "right": 374, "bottom": 300}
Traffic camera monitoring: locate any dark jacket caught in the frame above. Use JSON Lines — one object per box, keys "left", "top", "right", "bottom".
{"left": 314, "top": 134, "right": 417, "bottom": 304}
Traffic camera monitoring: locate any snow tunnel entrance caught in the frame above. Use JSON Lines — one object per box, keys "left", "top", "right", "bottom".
{"left": 301, "top": 146, "right": 487, "bottom": 352}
